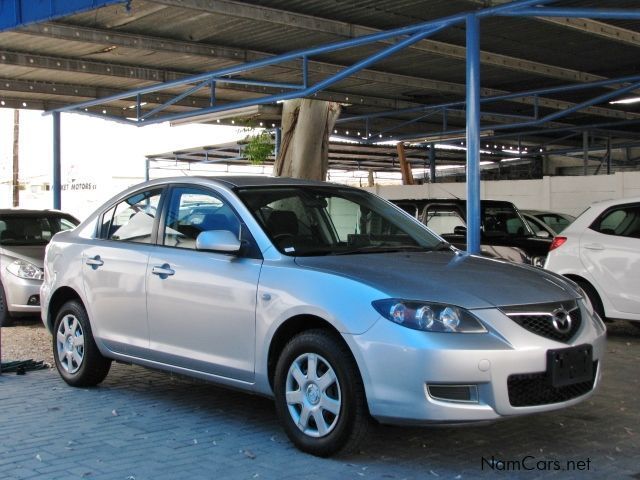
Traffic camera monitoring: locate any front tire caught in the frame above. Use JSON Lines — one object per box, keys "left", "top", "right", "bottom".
{"left": 0, "top": 281, "right": 12, "bottom": 327}
{"left": 53, "top": 300, "right": 111, "bottom": 387}
{"left": 273, "top": 329, "right": 370, "bottom": 457}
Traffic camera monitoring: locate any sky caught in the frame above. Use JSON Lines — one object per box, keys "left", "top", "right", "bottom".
{"left": 0, "top": 108, "right": 246, "bottom": 218}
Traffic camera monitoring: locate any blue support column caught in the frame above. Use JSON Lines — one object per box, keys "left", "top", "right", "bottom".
{"left": 429, "top": 143, "right": 436, "bottom": 183}
{"left": 465, "top": 14, "right": 481, "bottom": 254}
{"left": 52, "top": 112, "right": 61, "bottom": 210}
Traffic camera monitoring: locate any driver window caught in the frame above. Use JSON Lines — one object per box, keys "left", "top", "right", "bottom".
{"left": 163, "top": 188, "right": 240, "bottom": 250}
{"left": 102, "top": 189, "right": 162, "bottom": 243}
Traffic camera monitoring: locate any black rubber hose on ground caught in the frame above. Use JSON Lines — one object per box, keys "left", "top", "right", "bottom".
{"left": 0, "top": 359, "right": 47, "bottom": 374}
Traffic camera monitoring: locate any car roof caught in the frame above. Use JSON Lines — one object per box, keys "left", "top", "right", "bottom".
{"left": 588, "top": 196, "right": 640, "bottom": 210}
{"left": 194, "top": 175, "right": 337, "bottom": 188}
{"left": 394, "top": 198, "right": 515, "bottom": 207}
{"left": 0, "top": 208, "right": 73, "bottom": 216}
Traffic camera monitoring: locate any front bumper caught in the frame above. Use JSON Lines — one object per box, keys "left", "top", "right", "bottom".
{"left": 3, "top": 274, "right": 42, "bottom": 314}
{"left": 345, "top": 305, "right": 606, "bottom": 425}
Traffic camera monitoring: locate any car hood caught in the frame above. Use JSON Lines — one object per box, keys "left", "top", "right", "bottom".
{"left": 294, "top": 251, "right": 577, "bottom": 309}
{"left": 0, "top": 245, "right": 46, "bottom": 268}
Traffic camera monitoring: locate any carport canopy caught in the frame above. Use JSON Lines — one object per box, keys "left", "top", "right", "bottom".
{"left": 1, "top": 0, "right": 640, "bottom": 252}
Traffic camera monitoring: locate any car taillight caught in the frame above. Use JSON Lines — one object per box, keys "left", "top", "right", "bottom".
{"left": 549, "top": 236, "right": 567, "bottom": 251}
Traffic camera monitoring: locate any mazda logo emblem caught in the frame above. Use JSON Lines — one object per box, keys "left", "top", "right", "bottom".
{"left": 551, "top": 308, "right": 572, "bottom": 334}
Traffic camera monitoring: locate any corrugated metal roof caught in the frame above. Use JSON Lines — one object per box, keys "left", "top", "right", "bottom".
{"left": 0, "top": 0, "right": 639, "bottom": 167}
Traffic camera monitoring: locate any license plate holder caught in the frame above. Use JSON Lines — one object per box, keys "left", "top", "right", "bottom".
{"left": 547, "top": 344, "right": 593, "bottom": 388}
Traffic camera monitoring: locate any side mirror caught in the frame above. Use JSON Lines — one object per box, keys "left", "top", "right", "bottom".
{"left": 453, "top": 226, "right": 467, "bottom": 235}
{"left": 196, "top": 230, "right": 241, "bottom": 253}
{"left": 536, "top": 230, "right": 551, "bottom": 238}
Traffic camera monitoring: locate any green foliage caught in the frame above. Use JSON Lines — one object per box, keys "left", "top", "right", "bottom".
{"left": 242, "top": 130, "right": 274, "bottom": 165}
{"left": 238, "top": 120, "right": 274, "bottom": 165}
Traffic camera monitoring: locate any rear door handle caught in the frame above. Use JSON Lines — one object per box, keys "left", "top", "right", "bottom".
{"left": 151, "top": 264, "right": 175, "bottom": 278}
{"left": 584, "top": 243, "right": 604, "bottom": 251}
{"left": 85, "top": 255, "right": 104, "bottom": 268}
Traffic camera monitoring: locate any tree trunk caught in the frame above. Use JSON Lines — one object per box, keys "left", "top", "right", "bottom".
{"left": 12, "top": 109, "right": 19, "bottom": 207}
{"left": 273, "top": 99, "right": 341, "bottom": 180}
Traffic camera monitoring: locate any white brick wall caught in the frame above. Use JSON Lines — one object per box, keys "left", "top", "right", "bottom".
{"left": 365, "top": 171, "right": 640, "bottom": 217}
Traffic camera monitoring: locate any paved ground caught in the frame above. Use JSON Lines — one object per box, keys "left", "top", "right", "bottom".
{"left": 0, "top": 321, "right": 639, "bottom": 480}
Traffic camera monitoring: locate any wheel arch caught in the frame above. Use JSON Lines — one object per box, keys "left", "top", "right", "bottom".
{"left": 47, "top": 286, "right": 85, "bottom": 332}
{"left": 563, "top": 273, "right": 606, "bottom": 317}
{"left": 267, "top": 314, "right": 361, "bottom": 392}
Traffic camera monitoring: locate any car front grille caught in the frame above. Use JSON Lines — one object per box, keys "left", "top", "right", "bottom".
{"left": 502, "top": 301, "right": 582, "bottom": 342}
{"left": 507, "top": 361, "right": 597, "bottom": 407}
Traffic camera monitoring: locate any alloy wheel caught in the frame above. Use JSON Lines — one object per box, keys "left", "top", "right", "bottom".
{"left": 56, "top": 314, "right": 85, "bottom": 374}
{"left": 285, "top": 352, "right": 342, "bottom": 438}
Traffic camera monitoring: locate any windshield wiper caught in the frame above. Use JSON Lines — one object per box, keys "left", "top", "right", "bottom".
{"left": 332, "top": 244, "right": 434, "bottom": 256}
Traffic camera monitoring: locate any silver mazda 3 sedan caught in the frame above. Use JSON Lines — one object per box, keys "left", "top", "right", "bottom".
{"left": 41, "top": 176, "right": 606, "bottom": 456}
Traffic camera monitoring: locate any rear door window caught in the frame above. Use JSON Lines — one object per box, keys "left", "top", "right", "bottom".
{"left": 591, "top": 205, "right": 640, "bottom": 238}
{"left": 100, "top": 189, "right": 162, "bottom": 243}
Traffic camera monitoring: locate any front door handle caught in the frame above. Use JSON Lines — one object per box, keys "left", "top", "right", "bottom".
{"left": 584, "top": 243, "right": 604, "bottom": 251}
{"left": 152, "top": 264, "right": 175, "bottom": 278}
{"left": 85, "top": 255, "right": 104, "bottom": 269}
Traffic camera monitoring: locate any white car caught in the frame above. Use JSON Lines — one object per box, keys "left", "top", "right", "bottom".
{"left": 545, "top": 197, "right": 640, "bottom": 326}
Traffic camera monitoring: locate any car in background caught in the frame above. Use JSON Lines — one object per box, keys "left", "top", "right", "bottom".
{"left": 41, "top": 177, "right": 605, "bottom": 456}
{"left": 393, "top": 199, "right": 551, "bottom": 266}
{"left": 523, "top": 210, "right": 575, "bottom": 234}
{"left": 0, "top": 209, "right": 79, "bottom": 326}
{"left": 545, "top": 197, "right": 640, "bottom": 327}
{"left": 522, "top": 212, "right": 556, "bottom": 238}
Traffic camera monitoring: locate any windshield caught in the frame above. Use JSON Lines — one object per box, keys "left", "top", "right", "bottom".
{"left": 0, "top": 214, "right": 78, "bottom": 246}
{"left": 236, "top": 186, "right": 445, "bottom": 256}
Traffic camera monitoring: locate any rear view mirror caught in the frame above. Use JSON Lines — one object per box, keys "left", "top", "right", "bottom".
{"left": 453, "top": 226, "right": 467, "bottom": 235}
{"left": 196, "top": 230, "right": 241, "bottom": 253}
{"left": 536, "top": 230, "right": 551, "bottom": 238}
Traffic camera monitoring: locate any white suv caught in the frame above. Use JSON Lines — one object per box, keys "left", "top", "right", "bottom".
{"left": 545, "top": 197, "right": 640, "bottom": 326}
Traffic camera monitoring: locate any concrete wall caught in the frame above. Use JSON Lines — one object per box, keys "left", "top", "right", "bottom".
{"left": 365, "top": 171, "right": 640, "bottom": 217}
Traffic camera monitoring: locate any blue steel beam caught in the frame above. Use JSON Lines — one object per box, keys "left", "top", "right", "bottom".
{"left": 50, "top": 0, "right": 557, "bottom": 119}
{"left": 337, "top": 73, "right": 640, "bottom": 125}
{"left": 0, "top": 0, "right": 126, "bottom": 32}
{"left": 500, "top": 8, "right": 640, "bottom": 20}
{"left": 487, "top": 119, "right": 640, "bottom": 140}
{"left": 52, "top": 111, "right": 61, "bottom": 210}
{"left": 59, "top": 24, "right": 451, "bottom": 126}
{"left": 501, "top": 141, "right": 640, "bottom": 159}
{"left": 391, "top": 80, "right": 640, "bottom": 142}
{"left": 466, "top": 14, "right": 482, "bottom": 255}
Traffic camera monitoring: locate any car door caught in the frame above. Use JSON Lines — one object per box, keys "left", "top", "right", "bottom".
{"left": 580, "top": 203, "right": 640, "bottom": 314}
{"left": 145, "top": 186, "right": 262, "bottom": 383}
{"left": 82, "top": 187, "right": 163, "bottom": 356}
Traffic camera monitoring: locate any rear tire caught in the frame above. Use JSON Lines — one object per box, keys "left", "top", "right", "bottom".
{"left": 273, "top": 329, "right": 370, "bottom": 457}
{"left": 53, "top": 300, "right": 111, "bottom": 387}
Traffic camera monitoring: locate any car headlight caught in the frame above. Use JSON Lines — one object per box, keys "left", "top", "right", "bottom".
{"left": 6, "top": 259, "right": 44, "bottom": 280}
{"left": 372, "top": 299, "right": 487, "bottom": 333}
